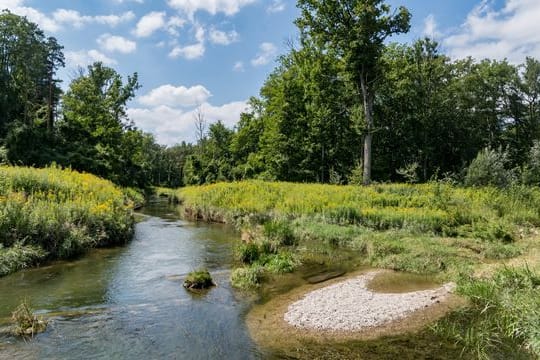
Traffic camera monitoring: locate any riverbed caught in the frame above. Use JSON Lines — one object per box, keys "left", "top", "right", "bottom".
{"left": 0, "top": 199, "right": 264, "bottom": 359}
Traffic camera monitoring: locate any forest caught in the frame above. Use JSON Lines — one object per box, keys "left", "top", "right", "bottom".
{"left": 1, "top": 8, "right": 540, "bottom": 189}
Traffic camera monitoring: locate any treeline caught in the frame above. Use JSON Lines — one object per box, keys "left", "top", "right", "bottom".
{"left": 2, "top": 5, "right": 540, "bottom": 189}
{"left": 184, "top": 3, "right": 540, "bottom": 187}
{"left": 185, "top": 40, "right": 540, "bottom": 186}
{"left": 0, "top": 10, "right": 188, "bottom": 189}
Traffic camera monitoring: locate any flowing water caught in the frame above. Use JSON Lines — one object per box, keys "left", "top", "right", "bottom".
{"left": 0, "top": 199, "right": 462, "bottom": 359}
{"left": 0, "top": 199, "right": 265, "bottom": 359}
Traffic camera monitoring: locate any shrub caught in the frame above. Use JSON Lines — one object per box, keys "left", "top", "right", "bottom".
{"left": 464, "top": 147, "right": 516, "bottom": 188}
{"left": 263, "top": 220, "right": 296, "bottom": 246}
{"left": 237, "top": 243, "right": 260, "bottom": 264}
{"left": 231, "top": 266, "right": 264, "bottom": 289}
{"left": 522, "top": 140, "right": 540, "bottom": 186}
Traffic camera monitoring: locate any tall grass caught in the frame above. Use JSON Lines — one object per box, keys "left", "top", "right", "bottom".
{"left": 180, "top": 181, "right": 540, "bottom": 237}
{"left": 179, "top": 181, "right": 539, "bottom": 279}
{"left": 0, "top": 165, "right": 135, "bottom": 276}
{"left": 434, "top": 266, "right": 540, "bottom": 359}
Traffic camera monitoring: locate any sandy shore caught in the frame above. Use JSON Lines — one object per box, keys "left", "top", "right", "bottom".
{"left": 284, "top": 271, "right": 456, "bottom": 332}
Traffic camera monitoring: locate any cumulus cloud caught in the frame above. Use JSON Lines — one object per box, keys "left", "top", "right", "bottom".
{"left": 138, "top": 84, "right": 211, "bottom": 107}
{"left": 167, "top": 0, "right": 256, "bottom": 18}
{"left": 0, "top": 0, "right": 60, "bottom": 32}
{"left": 97, "top": 34, "right": 137, "bottom": 54}
{"left": 53, "top": 9, "right": 135, "bottom": 28}
{"left": 0, "top": 1, "right": 135, "bottom": 32}
{"left": 65, "top": 49, "right": 117, "bottom": 67}
{"left": 167, "top": 16, "right": 186, "bottom": 36}
{"left": 444, "top": 0, "right": 540, "bottom": 63}
{"left": 209, "top": 28, "right": 239, "bottom": 45}
{"left": 267, "top": 0, "right": 285, "bottom": 13}
{"left": 251, "top": 42, "right": 277, "bottom": 66}
{"left": 169, "top": 43, "right": 205, "bottom": 59}
{"left": 134, "top": 11, "right": 166, "bottom": 37}
{"left": 128, "top": 100, "right": 248, "bottom": 145}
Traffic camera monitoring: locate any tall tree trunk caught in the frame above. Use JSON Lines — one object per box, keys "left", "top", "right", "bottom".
{"left": 360, "top": 74, "right": 374, "bottom": 185}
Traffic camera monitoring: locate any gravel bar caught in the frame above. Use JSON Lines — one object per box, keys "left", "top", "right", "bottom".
{"left": 284, "top": 271, "right": 456, "bottom": 332}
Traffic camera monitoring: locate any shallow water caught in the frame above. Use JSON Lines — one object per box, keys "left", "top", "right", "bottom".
{"left": 0, "top": 199, "right": 264, "bottom": 359}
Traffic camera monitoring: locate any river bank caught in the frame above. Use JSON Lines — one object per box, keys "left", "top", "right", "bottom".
{"left": 178, "top": 180, "right": 540, "bottom": 358}
{"left": 0, "top": 166, "right": 137, "bottom": 277}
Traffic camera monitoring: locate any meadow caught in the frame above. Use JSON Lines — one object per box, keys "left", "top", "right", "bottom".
{"left": 0, "top": 166, "right": 137, "bottom": 276}
{"left": 179, "top": 180, "right": 540, "bottom": 358}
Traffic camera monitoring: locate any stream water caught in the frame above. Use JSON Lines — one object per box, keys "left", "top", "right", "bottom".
{"left": 0, "top": 199, "right": 266, "bottom": 359}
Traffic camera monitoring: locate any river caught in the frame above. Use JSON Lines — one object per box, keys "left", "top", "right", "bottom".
{"left": 0, "top": 199, "right": 266, "bottom": 359}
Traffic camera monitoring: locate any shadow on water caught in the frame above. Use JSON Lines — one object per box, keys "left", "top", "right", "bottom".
{"left": 0, "top": 198, "right": 267, "bottom": 359}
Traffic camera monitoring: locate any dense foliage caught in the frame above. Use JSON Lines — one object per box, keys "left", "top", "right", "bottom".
{"left": 2, "top": 6, "right": 540, "bottom": 188}
{"left": 0, "top": 11, "right": 189, "bottom": 189}
{"left": 0, "top": 166, "right": 135, "bottom": 276}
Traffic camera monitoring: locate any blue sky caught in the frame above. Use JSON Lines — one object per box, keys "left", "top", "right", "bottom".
{"left": 1, "top": 0, "right": 539, "bottom": 145}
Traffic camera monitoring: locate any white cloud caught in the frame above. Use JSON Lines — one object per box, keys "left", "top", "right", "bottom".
{"left": 423, "top": 14, "right": 440, "bottom": 38}
{"left": 128, "top": 100, "right": 248, "bottom": 145}
{"left": 53, "top": 9, "right": 135, "bottom": 28}
{"left": 65, "top": 49, "right": 117, "bottom": 68}
{"left": 0, "top": 0, "right": 60, "bottom": 32}
{"left": 169, "top": 43, "right": 205, "bottom": 59}
{"left": 167, "top": 0, "right": 256, "bottom": 18}
{"left": 251, "top": 42, "right": 277, "bottom": 66}
{"left": 134, "top": 11, "right": 166, "bottom": 37}
{"left": 444, "top": 0, "right": 540, "bottom": 63}
{"left": 139, "top": 84, "right": 212, "bottom": 107}
{"left": 167, "top": 16, "right": 186, "bottom": 36}
{"left": 97, "top": 34, "right": 137, "bottom": 54}
{"left": 209, "top": 28, "right": 239, "bottom": 45}
{"left": 0, "top": 2, "right": 134, "bottom": 32}
{"left": 267, "top": 0, "right": 285, "bottom": 13}
{"left": 233, "top": 61, "right": 245, "bottom": 72}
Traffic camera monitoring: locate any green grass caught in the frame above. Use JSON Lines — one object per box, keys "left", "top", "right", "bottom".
{"left": 433, "top": 266, "right": 540, "bottom": 359}
{"left": 0, "top": 165, "right": 135, "bottom": 276}
{"left": 179, "top": 180, "right": 540, "bottom": 357}
{"left": 183, "top": 269, "right": 215, "bottom": 289}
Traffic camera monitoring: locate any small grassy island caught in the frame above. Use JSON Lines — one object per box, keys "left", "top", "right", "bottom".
{"left": 179, "top": 180, "right": 540, "bottom": 359}
{"left": 183, "top": 269, "right": 216, "bottom": 290}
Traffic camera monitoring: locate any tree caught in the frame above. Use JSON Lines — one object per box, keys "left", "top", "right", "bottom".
{"left": 296, "top": 0, "right": 411, "bottom": 184}
{"left": 0, "top": 10, "right": 64, "bottom": 137}
{"left": 59, "top": 62, "right": 142, "bottom": 186}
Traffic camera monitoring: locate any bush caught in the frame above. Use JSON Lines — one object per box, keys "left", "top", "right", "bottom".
{"left": 237, "top": 243, "right": 260, "bottom": 264}
{"left": 231, "top": 266, "right": 264, "bottom": 289}
{"left": 522, "top": 141, "right": 540, "bottom": 186}
{"left": 465, "top": 147, "right": 516, "bottom": 188}
{"left": 263, "top": 220, "right": 296, "bottom": 246}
